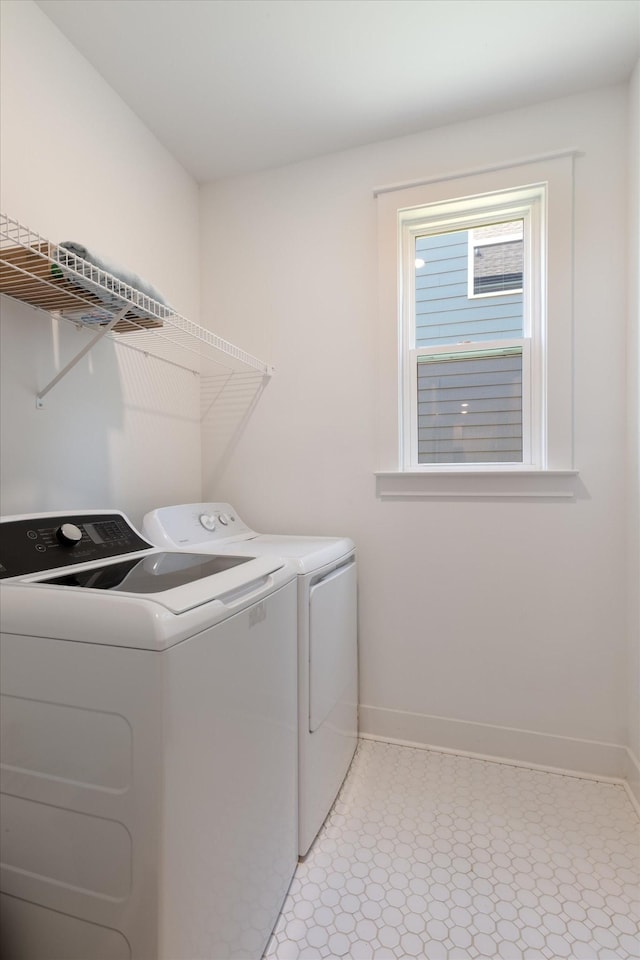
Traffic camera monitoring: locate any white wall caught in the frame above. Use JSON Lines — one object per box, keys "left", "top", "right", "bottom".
{"left": 628, "top": 59, "right": 640, "bottom": 801}
{"left": 200, "top": 85, "right": 631, "bottom": 776}
{"left": 0, "top": 0, "right": 201, "bottom": 526}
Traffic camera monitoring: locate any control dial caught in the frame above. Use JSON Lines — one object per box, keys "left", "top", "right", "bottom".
{"left": 199, "top": 513, "right": 216, "bottom": 532}
{"left": 218, "top": 513, "right": 229, "bottom": 526}
{"left": 56, "top": 523, "right": 83, "bottom": 547}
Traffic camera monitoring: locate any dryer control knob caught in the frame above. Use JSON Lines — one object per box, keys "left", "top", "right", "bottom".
{"left": 56, "top": 523, "right": 83, "bottom": 546}
{"left": 199, "top": 513, "right": 216, "bottom": 532}
{"left": 218, "top": 513, "right": 229, "bottom": 526}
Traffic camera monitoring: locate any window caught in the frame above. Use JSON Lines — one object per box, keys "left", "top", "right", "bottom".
{"left": 401, "top": 186, "right": 544, "bottom": 468}
{"left": 375, "top": 154, "right": 575, "bottom": 492}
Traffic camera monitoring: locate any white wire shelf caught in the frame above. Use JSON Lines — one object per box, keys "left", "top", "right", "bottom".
{"left": 0, "top": 213, "right": 272, "bottom": 404}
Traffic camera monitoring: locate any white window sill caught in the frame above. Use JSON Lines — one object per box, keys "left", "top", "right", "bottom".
{"left": 375, "top": 470, "right": 579, "bottom": 499}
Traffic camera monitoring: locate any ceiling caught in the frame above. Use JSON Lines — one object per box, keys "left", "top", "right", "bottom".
{"left": 36, "top": 0, "right": 640, "bottom": 184}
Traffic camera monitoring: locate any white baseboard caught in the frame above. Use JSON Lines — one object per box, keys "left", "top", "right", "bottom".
{"left": 359, "top": 704, "right": 630, "bottom": 783}
{"left": 625, "top": 746, "right": 640, "bottom": 816}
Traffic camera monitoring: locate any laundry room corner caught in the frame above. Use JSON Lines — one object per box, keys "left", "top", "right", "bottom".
{"left": 197, "top": 84, "right": 633, "bottom": 782}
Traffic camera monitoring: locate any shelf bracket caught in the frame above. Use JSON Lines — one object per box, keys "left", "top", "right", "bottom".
{"left": 36, "top": 307, "right": 129, "bottom": 408}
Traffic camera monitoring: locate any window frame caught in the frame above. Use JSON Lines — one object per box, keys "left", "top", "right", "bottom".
{"left": 399, "top": 185, "right": 546, "bottom": 472}
{"left": 375, "top": 155, "right": 576, "bottom": 495}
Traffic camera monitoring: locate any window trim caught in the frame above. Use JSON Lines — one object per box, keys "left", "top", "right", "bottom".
{"left": 374, "top": 469, "right": 580, "bottom": 499}
{"left": 375, "top": 154, "right": 576, "bottom": 494}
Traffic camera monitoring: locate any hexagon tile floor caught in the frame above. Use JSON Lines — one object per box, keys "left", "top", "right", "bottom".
{"left": 264, "top": 738, "right": 640, "bottom": 960}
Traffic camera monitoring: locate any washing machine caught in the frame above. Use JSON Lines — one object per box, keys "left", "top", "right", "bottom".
{"left": 143, "top": 503, "right": 358, "bottom": 857}
{"left": 0, "top": 509, "right": 298, "bottom": 960}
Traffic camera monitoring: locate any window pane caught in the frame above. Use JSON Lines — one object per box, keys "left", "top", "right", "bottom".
{"left": 473, "top": 222, "right": 523, "bottom": 294}
{"left": 474, "top": 240, "right": 523, "bottom": 293}
{"left": 415, "top": 224, "right": 523, "bottom": 347}
{"left": 417, "top": 350, "right": 523, "bottom": 464}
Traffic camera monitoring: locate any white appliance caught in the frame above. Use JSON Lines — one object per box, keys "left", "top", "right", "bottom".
{"left": 0, "top": 510, "right": 298, "bottom": 960}
{"left": 143, "top": 502, "right": 358, "bottom": 857}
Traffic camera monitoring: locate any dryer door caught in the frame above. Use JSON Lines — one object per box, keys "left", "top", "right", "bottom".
{"left": 308, "top": 558, "right": 357, "bottom": 733}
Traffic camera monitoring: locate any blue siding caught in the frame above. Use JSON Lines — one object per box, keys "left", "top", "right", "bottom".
{"left": 416, "top": 353, "right": 523, "bottom": 464}
{"left": 415, "top": 232, "right": 523, "bottom": 347}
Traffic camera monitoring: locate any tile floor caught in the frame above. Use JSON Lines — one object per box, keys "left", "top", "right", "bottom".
{"left": 264, "top": 739, "right": 640, "bottom": 960}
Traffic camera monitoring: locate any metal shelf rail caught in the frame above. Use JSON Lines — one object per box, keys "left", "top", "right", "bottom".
{"left": 0, "top": 213, "right": 272, "bottom": 407}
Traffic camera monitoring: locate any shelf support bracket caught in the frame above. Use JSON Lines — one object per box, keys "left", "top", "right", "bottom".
{"left": 36, "top": 307, "right": 129, "bottom": 408}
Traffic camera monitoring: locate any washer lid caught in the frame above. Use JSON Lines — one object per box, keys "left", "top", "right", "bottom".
{"left": 0, "top": 554, "right": 294, "bottom": 648}
{"left": 41, "top": 551, "right": 252, "bottom": 594}
{"left": 16, "top": 553, "right": 286, "bottom": 615}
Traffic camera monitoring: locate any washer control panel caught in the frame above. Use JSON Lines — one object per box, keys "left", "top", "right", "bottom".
{"left": 143, "top": 503, "right": 254, "bottom": 548}
{"left": 0, "top": 512, "right": 152, "bottom": 579}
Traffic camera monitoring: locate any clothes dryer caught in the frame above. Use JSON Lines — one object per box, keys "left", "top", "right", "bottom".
{"left": 0, "top": 510, "right": 298, "bottom": 960}
{"left": 143, "top": 503, "right": 358, "bottom": 856}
